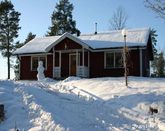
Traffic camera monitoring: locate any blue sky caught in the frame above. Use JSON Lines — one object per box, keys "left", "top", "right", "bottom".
{"left": 0, "top": 0, "right": 164, "bottom": 79}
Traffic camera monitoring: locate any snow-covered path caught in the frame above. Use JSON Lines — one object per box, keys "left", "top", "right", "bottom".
{"left": 14, "top": 81, "right": 138, "bottom": 131}
{"left": 0, "top": 80, "right": 31, "bottom": 130}
{"left": 0, "top": 77, "right": 165, "bottom": 130}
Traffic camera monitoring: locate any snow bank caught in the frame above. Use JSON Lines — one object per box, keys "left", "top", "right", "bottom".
{"left": 0, "top": 77, "right": 165, "bottom": 130}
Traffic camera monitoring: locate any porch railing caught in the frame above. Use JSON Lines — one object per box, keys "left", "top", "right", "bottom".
{"left": 77, "top": 66, "right": 89, "bottom": 78}
{"left": 53, "top": 66, "right": 89, "bottom": 78}
{"left": 53, "top": 67, "right": 61, "bottom": 78}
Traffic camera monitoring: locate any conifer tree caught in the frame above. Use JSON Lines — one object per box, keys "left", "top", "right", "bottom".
{"left": 156, "top": 52, "right": 165, "bottom": 77}
{"left": 0, "top": 0, "right": 21, "bottom": 79}
{"left": 47, "top": 0, "right": 80, "bottom": 36}
{"left": 150, "top": 29, "right": 158, "bottom": 75}
{"left": 24, "top": 32, "right": 36, "bottom": 44}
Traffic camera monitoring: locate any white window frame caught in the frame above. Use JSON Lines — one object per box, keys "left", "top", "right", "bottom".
{"left": 104, "top": 51, "right": 123, "bottom": 69}
{"left": 31, "top": 55, "right": 47, "bottom": 71}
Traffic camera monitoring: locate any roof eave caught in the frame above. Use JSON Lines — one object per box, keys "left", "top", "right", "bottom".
{"left": 13, "top": 51, "right": 52, "bottom": 56}
{"left": 90, "top": 45, "right": 146, "bottom": 52}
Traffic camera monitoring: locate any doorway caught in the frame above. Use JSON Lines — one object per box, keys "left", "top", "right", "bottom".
{"left": 69, "top": 54, "right": 77, "bottom": 76}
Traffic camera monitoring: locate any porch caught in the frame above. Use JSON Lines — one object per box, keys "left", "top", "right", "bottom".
{"left": 53, "top": 48, "right": 90, "bottom": 78}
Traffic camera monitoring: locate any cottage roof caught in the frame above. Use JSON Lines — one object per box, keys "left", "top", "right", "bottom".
{"left": 79, "top": 28, "right": 150, "bottom": 49}
{"left": 13, "top": 32, "right": 89, "bottom": 55}
{"left": 13, "top": 28, "right": 150, "bottom": 55}
{"left": 13, "top": 35, "right": 61, "bottom": 55}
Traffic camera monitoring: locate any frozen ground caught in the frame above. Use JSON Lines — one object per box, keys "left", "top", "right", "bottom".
{"left": 0, "top": 77, "right": 165, "bottom": 131}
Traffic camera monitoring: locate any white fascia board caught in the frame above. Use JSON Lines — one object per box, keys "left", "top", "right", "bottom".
{"left": 90, "top": 46, "right": 146, "bottom": 52}
{"left": 18, "top": 53, "right": 53, "bottom": 57}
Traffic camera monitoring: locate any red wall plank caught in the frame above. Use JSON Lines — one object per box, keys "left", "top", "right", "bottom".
{"left": 20, "top": 55, "right": 53, "bottom": 80}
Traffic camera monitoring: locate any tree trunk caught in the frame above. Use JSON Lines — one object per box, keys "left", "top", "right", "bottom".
{"left": 7, "top": 38, "right": 10, "bottom": 79}
{"left": 7, "top": 55, "right": 10, "bottom": 79}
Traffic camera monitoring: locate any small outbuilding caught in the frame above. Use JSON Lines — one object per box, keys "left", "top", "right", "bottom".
{"left": 13, "top": 28, "right": 153, "bottom": 80}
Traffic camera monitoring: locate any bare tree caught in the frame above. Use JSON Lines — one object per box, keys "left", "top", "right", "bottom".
{"left": 110, "top": 6, "right": 128, "bottom": 30}
{"left": 144, "top": 0, "right": 165, "bottom": 19}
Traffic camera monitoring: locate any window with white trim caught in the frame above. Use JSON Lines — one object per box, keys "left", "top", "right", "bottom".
{"left": 105, "top": 52, "right": 123, "bottom": 68}
{"left": 31, "top": 56, "right": 47, "bottom": 71}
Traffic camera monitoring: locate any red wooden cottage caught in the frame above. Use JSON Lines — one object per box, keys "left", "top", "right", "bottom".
{"left": 13, "top": 28, "right": 153, "bottom": 80}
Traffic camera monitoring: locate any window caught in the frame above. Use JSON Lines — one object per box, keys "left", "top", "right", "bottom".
{"left": 105, "top": 52, "right": 123, "bottom": 68}
{"left": 106, "top": 53, "right": 114, "bottom": 68}
{"left": 115, "top": 52, "right": 123, "bottom": 68}
{"left": 32, "top": 57, "right": 38, "bottom": 70}
{"left": 31, "top": 56, "right": 47, "bottom": 71}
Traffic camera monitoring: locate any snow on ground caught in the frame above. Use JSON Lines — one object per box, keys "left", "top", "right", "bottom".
{"left": 0, "top": 77, "right": 165, "bottom": 130}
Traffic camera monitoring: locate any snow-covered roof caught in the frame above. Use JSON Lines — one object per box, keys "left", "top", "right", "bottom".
{"left": 13, "top": 35, "right": 61, "bottom": 55}
{"left": 79, "top": 28, "right": 150, "bottom": 49}
{"left": 13, "top": 28, "right": 151, "bottom": 55}
{"left": 13, "top": 32, "right": 89, "bottom": 55}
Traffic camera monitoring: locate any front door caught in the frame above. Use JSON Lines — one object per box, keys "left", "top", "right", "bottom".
{"left": 70, "top": 54, "right": 76, "bottom": 76}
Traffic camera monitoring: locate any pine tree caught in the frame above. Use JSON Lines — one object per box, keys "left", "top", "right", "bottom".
{"left": 24, "top": 32, "right": 36, "bottom": 44}
{"left": 0, "top": 0, "right": 21, "bottom": 79}
{"left": 47, "top": 0, "right": 80, "bottom": 36}
{"left": 150, "top": 29, "right": 158, "bottom": 75}
{"left": 14, "top": 32, "right": 36, "bottom": 80}
{"left": 13, "top": 41, "right": 22, "bottom": 80}
{"left": 156, "top": 52, "right": 165, "bottom": 77}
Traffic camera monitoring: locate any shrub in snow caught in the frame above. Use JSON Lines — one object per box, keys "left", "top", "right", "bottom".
{"left": 149, "top": 102, "right": 165, "bottom": 115}
{"left": 149, "top": 103, "right": 158, "bottom": 115}
{"left": 137, "top": 102, "right": 151, "bottom": 114}
{"left": 137, "top": 102, "right": 165, "bottom": 116}
{"left": 37, "top": 61, "right": 45, "bottom": 81}
{"left": 157, "top": 101, "right": 165, "bottom": 115}
{"left": 149, "top": 107, "right": 158, "bottom": 115}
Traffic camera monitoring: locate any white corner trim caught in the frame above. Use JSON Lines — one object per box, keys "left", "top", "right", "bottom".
{"left": 53, "top": 48, "right": 55, "bottom": 77}
{"left": 88, "top": 51, "right": 90, "bottom": 68}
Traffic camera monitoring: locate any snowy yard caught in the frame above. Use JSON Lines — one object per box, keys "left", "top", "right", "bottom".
{"left": 0, "top": 77, "right": 165, "bottom": 131}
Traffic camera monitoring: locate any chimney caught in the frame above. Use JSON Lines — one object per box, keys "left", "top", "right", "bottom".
{"left": 94, "top": 22, "right": 97, "bottom": 35}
